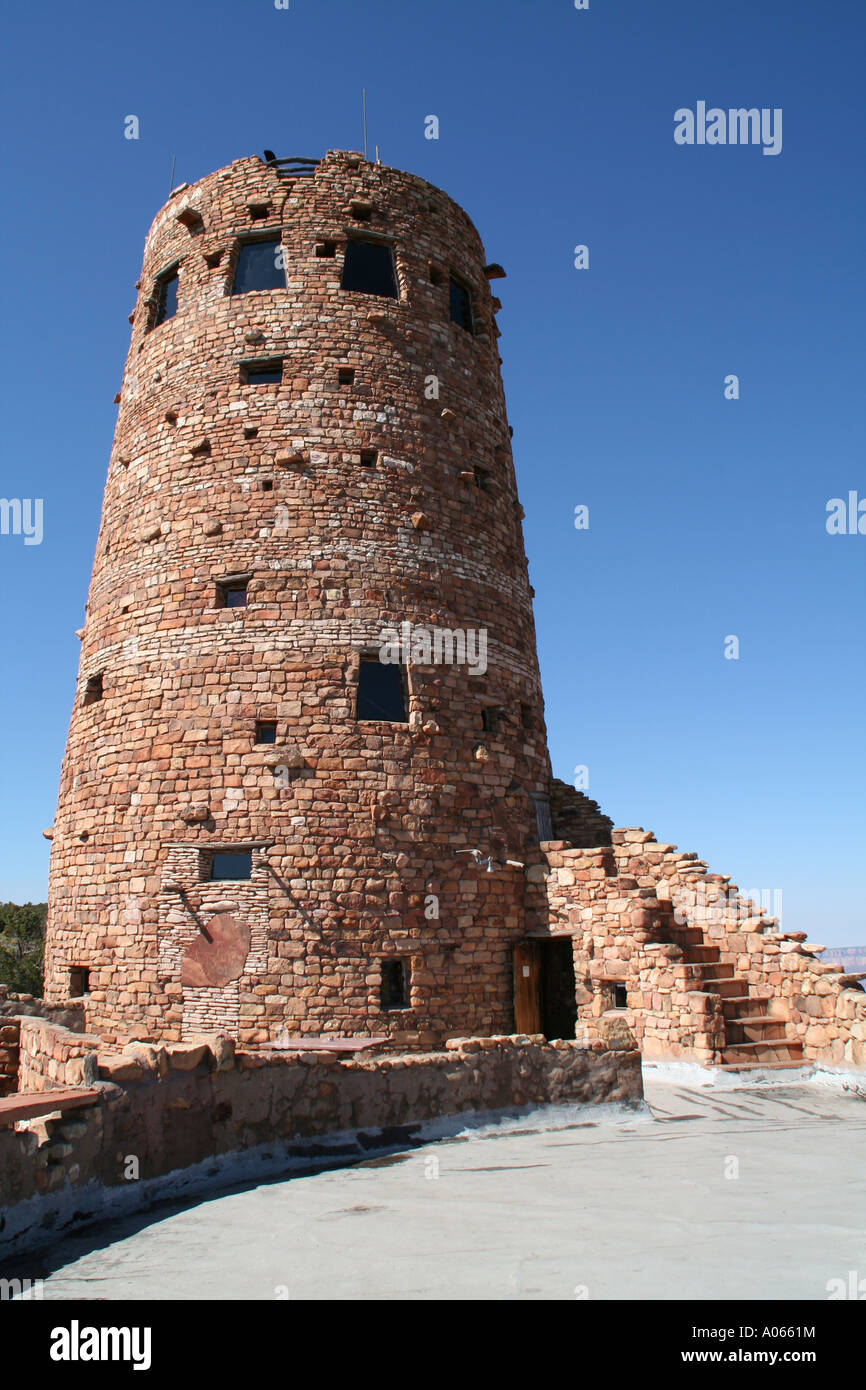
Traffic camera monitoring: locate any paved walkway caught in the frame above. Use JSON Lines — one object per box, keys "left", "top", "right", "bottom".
{"left": 26, "top": 1078, "right": 866, "bottom": 1300}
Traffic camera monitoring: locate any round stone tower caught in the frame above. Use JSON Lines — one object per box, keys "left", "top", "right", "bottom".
{"left": 43, "top": 150, "right": 553, "bottom": 1046}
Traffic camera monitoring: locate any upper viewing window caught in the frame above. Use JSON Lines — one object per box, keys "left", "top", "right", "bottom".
{"left": 449, "top": 277, "right": 474, "bottom": 333}
{"left": 357, "top": 658, "right": 408, "bottom": 722}
{"left": 341, "top": 240, "right": 398, "bottom": 299}
{"left": 242, "top": 359, "right": 283, "bottom": 385}
{"left": 231, "top": 238, "right": 285, "bottom": 294}
{"left": 154, "top": 267, "right": 179, "bottom": 325}
{"left": 210, "top": 851, "right": 253, "bottom": 882}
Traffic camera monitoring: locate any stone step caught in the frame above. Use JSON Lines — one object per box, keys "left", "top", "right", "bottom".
{"left": 716, "top": 1060, "right": 811, "bottom": 1073}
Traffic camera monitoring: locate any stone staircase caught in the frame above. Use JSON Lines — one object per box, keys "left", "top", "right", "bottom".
{"left": 670, "top": 924, "right": 806, "bottom": 1072}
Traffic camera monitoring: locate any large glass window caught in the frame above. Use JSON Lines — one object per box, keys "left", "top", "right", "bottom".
{"left": 232, "top": 238, "right": 285, "bottom": 294}
{"left": 341, "top": 240, "right": 398, "bottom": 298}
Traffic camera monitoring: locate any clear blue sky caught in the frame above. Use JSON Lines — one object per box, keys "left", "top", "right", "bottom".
{"left": 0, "top": 0, "right": 863, "bottom": 940}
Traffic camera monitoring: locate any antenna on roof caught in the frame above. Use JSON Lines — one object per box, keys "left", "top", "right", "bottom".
{"left": 362, "top": 88, "right": 368, "bottom": 161}
{"left": 168, "top": 154, "right": 177, "bottom": 196}
{"left": 376, "top": 145, "right": 381, "bottom": 164}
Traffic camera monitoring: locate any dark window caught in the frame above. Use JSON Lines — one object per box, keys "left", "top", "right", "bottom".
{"left": 429, "top": 264, "right": 445, "bottom": 287}
{"left": 83, "top": 673, "right": 103, "bottom": 706}
{"left": 614, "top": 984, "right": 628, "bottom": 1009}
{"left": 381, "top": 958, "right": 409, "bottom": 1010}
{"left": 520, "top": 703, "right": 533, "bottom": 730}
{"left": 341, "top": 240, "right": 398, "bottom": 298}
{"left": 338, "top": 367, "right": 356, "bottom": 386}
{"left": 243, "top": 359, "right": 283, "bottom": 385}
{"left": 231, "top": 238, "right": 284, "bottom": 294}
{"left": 449, "top": 277, "right": 473, "bottom": 332}
{"left": 255, "top": 721, "right": 278, "bottom": 744}
{"left": 533, "top": 795, "right": 553, "bottom": 843}
{"left": 315, "top": 240, "right": 337, "bottom": 258}
{"left": 248, "top": 203, "right": 269, "bottom": 221}
{"left": 481, "top": 707, "right": 501, "bottom": 734}
{"left": 359, "top": 449, "right": 377, "bottom": 468}
{"left": 154, "top": 268, "right": 179, "bottom": 326}
{"left": 261, "top": 478, "right": 273, "bottom": 491}
{"left": 350, "top": 201, "right": 373, "bottom": 222}
{"left": 210, "top": 851, "right": 253, "bottom": 881}
{"left": 217, "top": 579, "right": 249, "bottom": 608}
{"left": 69, "top": 967, "right": 89, "bottom": 998}
{"left": 357, "top": 659, "right": 408, "bottom": 722}
{"left": 474, "top": 466, "right": 491, "bottom": 492}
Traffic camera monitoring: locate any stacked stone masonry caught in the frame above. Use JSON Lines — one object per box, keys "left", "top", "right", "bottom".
{"left": 39, "top": 150, "right": 865, "bottom": 1076}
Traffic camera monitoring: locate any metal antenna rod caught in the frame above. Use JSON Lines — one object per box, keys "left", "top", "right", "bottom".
{"left": 362, "top": 89, "right": 368, "bottom": 161}
{"left": 168, "top": 154, "right": 176, "bottom": 196}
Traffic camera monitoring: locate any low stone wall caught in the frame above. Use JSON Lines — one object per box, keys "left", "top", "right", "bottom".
{"left": 0, "top": 986, "right": 86, "bottom": 1032}
{"left": 0, "top": 1026, "right": 642, "bottom": 1254}
{"left": 0, "top": 1019, "right": 19, "bottom": 1097}
{"left": 17, "top": 1017, "right": 100, "bottom": 1092}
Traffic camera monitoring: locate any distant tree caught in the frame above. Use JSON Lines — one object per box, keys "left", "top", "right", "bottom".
{"left": 0, "top": 902, "right": 46, "bottom": 996}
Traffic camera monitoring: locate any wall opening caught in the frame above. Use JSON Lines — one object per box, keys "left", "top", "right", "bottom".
{"left": 69, "top": 966, "right": 90, "bottom": 998}
{"left": 449, "top": 276, "right": 474, "bottom": 332}
{"left": 231, "top": 238, "right": 284, "bottom": 294}
{"left": 341, "top": 240, "right": 398, "bottom": 298}
{"left": 357, "top": 658, "right": 408, "bottom": 722}
{"left": 210, "top": 851, "right": 253, "bottom": 881}
{"left": 381, "top": 957, "right": 410, "bottom": 1010}
{"left": 153, "top": 266, "right": 179, "bottom": 326}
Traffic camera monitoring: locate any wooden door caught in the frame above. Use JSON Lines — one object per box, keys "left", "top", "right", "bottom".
{"left": 513, "top": 940, "right": 541, "bottom": 1034}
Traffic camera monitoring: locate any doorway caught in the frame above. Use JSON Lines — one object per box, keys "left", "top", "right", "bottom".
{"left": 513, "top": 937, "right": 577, "bottom": 1040}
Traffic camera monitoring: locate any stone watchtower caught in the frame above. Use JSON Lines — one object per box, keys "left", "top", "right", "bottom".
{"left": 43, "top": 150, "right": 561, "bottom": 1047}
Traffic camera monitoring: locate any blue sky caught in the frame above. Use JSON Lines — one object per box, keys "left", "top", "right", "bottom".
{"left": 0, "top": 0, "right": 863, "bottom": 939}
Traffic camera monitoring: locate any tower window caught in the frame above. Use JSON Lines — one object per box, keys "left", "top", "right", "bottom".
{"left": 83, "top": 673, "right": 103, "bottom": 706}
{"left": 449, "top": 277, "right": 473, "bottom": 333}
{"left": 359, "top": 449, "right": 377, "bottom": 468}
{"left": 340, "top": 240, "right": 398, "bottom": 298}
{"left": 69, "top": 967, "right": 90, "bottom": 998}
{"left": 473, "top": 466, "right": 491, "bottom": 492}
{"left": 532, "top": 795, "right": 553, "bottom": 843}
{"left": 357, "top": 659, "right": 408, "bottom": 722}
{"left": 216, "top": 578, "right": 249, "bottom": 608}
{"left": 520, "top": 703, "right": 533, "bottom": 730}
{"left": 613, "top": 984, "right": 628, "bottom": 1009}
{"left": 210, "top": 851, "right": 253, "bottom": 881}
{"left": 248, "top": 203, "right": 270, "bottom": 221}
{"left": 242, "top": 359, "right": 283, "bottom": 385}
{"left": 349, "top": 201, "right": 373, "bottom": 222}
{"left": 381, "top": 958, "right": 409, "bottom": 1010}
{"left": 338, "top": 367, "right": 356, "bottom": 386}
{"left": 255, "top": 721, "right": 277, "bottom": 744}
{"left": 429, "top": 264, "right": 446, "bottom": 287}
{"left": 315, "top": 240, "right": 337, "bottom": 258}
{"left": 481, "top": 707, "right": 501, "bottom": 734}
{"left": 153, "top": 267, "right": 179, "bottom": 326}
{"left": 231, "top": 238, "right": 285, "bottom": 294}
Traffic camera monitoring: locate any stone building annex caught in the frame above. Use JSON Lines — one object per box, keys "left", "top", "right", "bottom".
{"left": 0, "top": 151, "right": 863, "bottom": 1248}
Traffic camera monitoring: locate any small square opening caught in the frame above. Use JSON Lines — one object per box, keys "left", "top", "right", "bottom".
{"left": 381, "top": 957, "right": 410, "bottom": 1010}
{"left": 315, "top": 240, "right": 337, "bottom": 258}
{"left": 613, "top": 984, "right": 628, "bottom": 1009}
{"left": 69, "top": 967, "right": 90, "bottom": 998}
{"left": 350, "top": 201, "right": 373, "bottom": 222}
{"left": 261, "top": 478, "right": 273, "bottom": 491}
{"left": 255, "top": 721, "right": 278, "bottom": 744}
{"left": 217, "top": 579, "right": 249, "bottom": 609}
{"left": 473, "top": 466, "right": 491, "bottom": 492}
{"left": 83, "top": 673, "right": 104, "bottom": 706}
{"left": 429, "top": 265, "right": 446, "bottom": 287}
{"left": 338, "top": 367, "right": 356, "bottom": 386}
{"left": 359, "top": 449, "right": 377, "bottom": 468}
{"left": 248, "top": 203, "right": 270, "bottom": 221}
